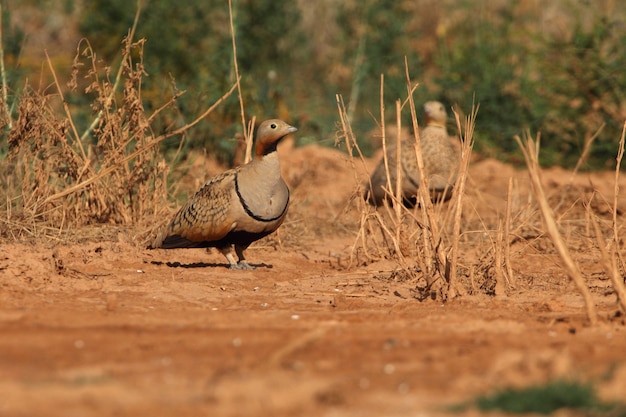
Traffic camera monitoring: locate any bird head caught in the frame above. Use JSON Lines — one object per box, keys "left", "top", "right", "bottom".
{"left": 255, "top": 119, "right": 298, "bottom": 157}
{"left": 423, "top": 101, "right": 448, "bottom": 129}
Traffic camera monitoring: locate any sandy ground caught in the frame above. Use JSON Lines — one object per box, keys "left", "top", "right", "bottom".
{"left": 1, "top": 143, "right": 626, "bottom": 417}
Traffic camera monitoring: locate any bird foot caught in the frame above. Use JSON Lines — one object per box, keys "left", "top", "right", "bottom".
{"left": 229, "top": 261, "right": 256, "bottom": 270}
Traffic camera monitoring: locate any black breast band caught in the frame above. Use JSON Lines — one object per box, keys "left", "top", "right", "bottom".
{"left": 234, "top": 174, "right": 289, "bottom": 222}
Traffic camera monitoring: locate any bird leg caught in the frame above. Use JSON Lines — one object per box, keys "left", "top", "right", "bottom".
{"left": 218, "top": 244, "right": 255, "bottom": 270}
{"left": 233, "top": 244, "right": 255, "bottom": 270}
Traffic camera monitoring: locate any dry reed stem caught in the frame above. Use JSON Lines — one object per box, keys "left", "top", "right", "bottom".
{"left": 404, "top": 60, "right": 448, "bottom": 294}
{"left": 515, "top": 132, "right": 597, "bottom": 325}
{"left": 335, "top": 94, "right": 382, "bottom": 263}
{"left": 586, "top": 201, "right": 626, "bottom": 313}
{"left": 0, "top": 3, "right": 11, "bottom": 129}
{"left": 228, "top": 0, "right": 252, "bottom": 163}
{"left": 45, "top": 51, "right": 88, "bottom": 161}
{"left": 244, "top": 117, "right": 256, "bottom": 164}
{"left": 504, "top": 177, "right": 515, "bottom": 287}
{"left": 613, "top": 121, "right": 626, "bottom": 273}
{"left": 42, "top": 82, "right": 238, "bottom": 205}
{"left": 394, "top": 100, "right": 403, "bottom": 246}
{"left": 448, "top": 103, "right": 477, "bottom": 298}
{"left": 379, "top": 75, "right": 388, "bottom": 188}
{"left": 494, "top": 219, "right": 506, "bottom": 296}
{"left": 377, "top": 76, "right": 408, "bottom": 262}
{"left": 569, "top": 123, "right": 605, "bottom": 184}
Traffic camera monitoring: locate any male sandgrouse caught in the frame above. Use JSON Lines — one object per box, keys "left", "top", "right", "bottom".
{"left": 151, "top": 119, "right": 297, "bottom": 269}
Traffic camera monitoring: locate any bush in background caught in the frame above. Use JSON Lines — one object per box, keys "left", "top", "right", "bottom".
{"left": 2, "top": 0, "right": 626, "bottom": 169}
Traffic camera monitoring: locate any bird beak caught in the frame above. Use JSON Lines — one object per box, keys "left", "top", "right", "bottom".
{"left": 286, "top": 126, "right": 298, "bottom": 134}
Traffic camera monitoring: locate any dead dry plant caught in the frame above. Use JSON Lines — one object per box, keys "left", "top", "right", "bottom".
{"left": 515, "top": 132, "right": 598, "bottom": 325}
{"left": 336, "top": 63, "right": 478, "bottom": 301}
{"left": 594, "top": 120, "right": 626, "bottom": 314}
{"left": 2, "top": 28, "right": 237, "bottom": 240}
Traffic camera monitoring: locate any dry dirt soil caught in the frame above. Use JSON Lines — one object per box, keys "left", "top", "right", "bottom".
{"left": 1, "top": 143, "right": 626, "bottom": 417}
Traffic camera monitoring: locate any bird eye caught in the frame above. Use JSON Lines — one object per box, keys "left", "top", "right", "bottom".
{"left": 271, "top": 123, "right": 277, "bottom": 129}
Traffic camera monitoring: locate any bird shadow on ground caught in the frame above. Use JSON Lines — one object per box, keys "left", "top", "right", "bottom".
{"left": 149, "top": 260, "right": 273, "bottom": 270}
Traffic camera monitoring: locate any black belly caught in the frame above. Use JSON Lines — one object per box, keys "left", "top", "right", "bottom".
{"left": 160, "top": 229, "right": 272, "bottom": 249}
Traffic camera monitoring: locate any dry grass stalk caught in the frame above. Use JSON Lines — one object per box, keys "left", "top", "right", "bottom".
{"left": 612, "top": 121, "right": 626, "bottom": 273}
{"left": 393, "top": 100, "right": 403, "bottom": 247}
{"left": 403, "top": 62, "right": 452, "bottom": 297}
{"left": 504, "top": 177, "right": 516, "bottom": 288}
{"left": 337, "top": 90, "right": 413, "bottom": 267}
{"left": 568, "top": 123, "right": 605, "bottom": 184}
{"left": 586, "top": 200, "right": 626, "bottom": 314}
{"left": 447, "top": 103, "right": 478, "bottom": 298}
{"left": 0, "top": 3, "right": 11, "bottom": 130}
{"left": 606, "top": 120, "right": 626, "bottom": 312}
{"left": 515, "top": 132, "right": 597, "bottom": 325}
{"left": 494, "top": 219, "right": 506, "bottom": 296}
{"left": 228, "top": 0, "right": 253, "bottom": 163}
{"left": 335, "top": 94, "right": 387, "bottom": 262}
{"left": 243, "top": 116, "right": 256, "bottom": 164}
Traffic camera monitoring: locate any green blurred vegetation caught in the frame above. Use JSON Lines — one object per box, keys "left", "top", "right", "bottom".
{"left": 2, "top": 0, "right": 626, "bottom": 168}
{"left": 436, "top": 1, "right": 626, "bottom": 168}
{"left": 459, "top": 379, "right": 625, "bottom": 416}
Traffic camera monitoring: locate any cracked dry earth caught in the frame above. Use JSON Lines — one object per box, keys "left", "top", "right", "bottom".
{"left": 1, "top": 143, "right": 626, "bottom": 417}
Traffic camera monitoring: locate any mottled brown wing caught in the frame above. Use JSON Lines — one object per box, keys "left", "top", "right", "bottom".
{"left": 399, "top": 139, "right": 420, "bottom": 189}
{"left": 368, "top": 144, "right": 400, "bottom": 204}
{"left": 422, "top": 130, "right": 461, "bottom": 190}
{"left": 152, "top": 169, "right": 239, "bottom": 248}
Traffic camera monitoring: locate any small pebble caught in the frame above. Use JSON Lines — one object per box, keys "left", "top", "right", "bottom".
{"left": 398, "top": 383, "right": 410, "bottom": 394}
{"left": 106, "top": 293, "right": 117, "bottom": 311}
{"left": 383, "top": 363, "right": 395, "bottom": 374}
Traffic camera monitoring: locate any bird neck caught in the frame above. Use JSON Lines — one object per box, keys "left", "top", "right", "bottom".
{"left": 248, "top": 150, "right": 281, "bottom": 179}
{"left": 255, "top": 140, "right": 279, "bottom": 159}
{"left": 426, "top": 121, "right": 447, "bottom": 129}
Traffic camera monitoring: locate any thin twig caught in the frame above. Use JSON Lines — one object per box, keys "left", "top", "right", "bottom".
{"left": 0, "top": 3, "right": 11, "bottom": 129}
{"left": 505, "top": 177, "right": 515, "bottom": 287}
{"left": 613, "top": 121, "right": 626, "bottom": 273}
{"left": 45, "top": 50, "right": 87, "bottom": 161}
{"left": 569, "top": 123, "right": 605, "bottom": 183}
{"left": 494, "top": 219, "right": 506, "bottom": 296}
{"left": 449, "top": 103, "right": 477, "bottom": 298}
{"left": 405, "top": 59, "right": 446, "bottom": 293}
{"left": 228, "top": 0, "right": 249, "bottom": 157}
{"left": 394, "top": 99, "right": 403, "bottom": 246}
{"left": 244, "top": 117, "right": 255, "bottom": 163}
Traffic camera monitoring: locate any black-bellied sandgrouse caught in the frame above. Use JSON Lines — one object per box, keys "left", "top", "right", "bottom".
{"left": 366, "top": 101, "right": 460, "bottom": 206}
{"left": 151, "top": 119, "right": 297, "bottom": 269}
